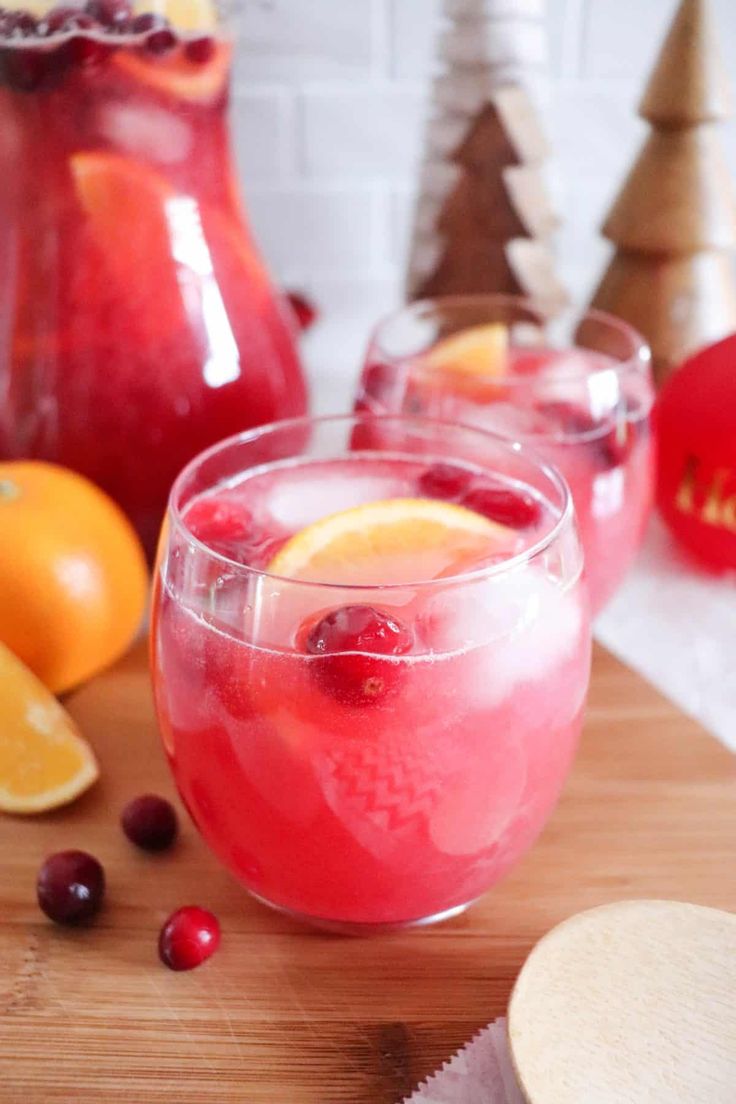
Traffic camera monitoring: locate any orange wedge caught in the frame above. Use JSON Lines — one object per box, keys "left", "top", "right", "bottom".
{"left": 267, "top": 497, "right": 513, "bottom": 586}
{"left": 71, "top": 151, "right": 189, "bottom": 329}
{"left": 145, "top": 0, "right": 217, "bottom": 32}
{"left": 0, "top": 643, "right": 98, "bottom": 815}
{"left": 71, "top": 151, "right": 175, "bottom": 275}
{"left": 113, "top": 41, "right": 231, "bottom": 103}
{"left": 420, "top": 323, "right": 508, "bottom": 402}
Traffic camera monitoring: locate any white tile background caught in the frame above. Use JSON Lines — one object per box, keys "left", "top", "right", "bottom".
{"left": 231, "top": 0, "right": 736, "bottom": 368}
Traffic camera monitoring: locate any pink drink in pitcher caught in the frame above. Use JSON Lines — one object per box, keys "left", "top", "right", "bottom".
{"left": 0, "top": 0, "right": 306, "bottom": 555}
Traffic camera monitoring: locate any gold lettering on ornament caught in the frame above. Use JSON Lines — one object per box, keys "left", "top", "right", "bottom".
{"left": 675, "top": 456, "right": 696, "bottom": 514}
{"left": 675, "top": 457, "right": 736, "bottom": 533}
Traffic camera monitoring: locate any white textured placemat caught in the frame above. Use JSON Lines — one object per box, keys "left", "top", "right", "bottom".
{"left": 597, "top": 516, "right": 736, "bottom": 751}
{"left": 402, "top": 1019, "right": 524, "bottom": 1104}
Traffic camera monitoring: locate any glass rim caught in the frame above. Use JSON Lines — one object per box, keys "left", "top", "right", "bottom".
{"left": 167, "top": 412, "right": 578, "bottom": 593}
{"left": 369, "top": 293, "right": 652, "bottom": 384}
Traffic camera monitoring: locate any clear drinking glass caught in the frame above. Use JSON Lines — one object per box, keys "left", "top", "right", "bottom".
{"left": 0, "top": 0, "right": 307, "bottom": 556}
{"left": 357, "top": 296, "right": 655, "bottom": 613}
{"left": 151, "top": 413, "right": 591, "bottom": 934}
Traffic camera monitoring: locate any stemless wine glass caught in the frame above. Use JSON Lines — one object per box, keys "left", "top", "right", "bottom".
{"left": 152, "top": 413, "right": 591, "bottom": 934}
{"left": 357, "top": 296, "right": 655, "bottom": 613}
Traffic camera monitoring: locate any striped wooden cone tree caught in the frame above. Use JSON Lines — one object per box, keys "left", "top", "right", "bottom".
{"left": 590, "top": 0, "right": 736, "bottom": 387}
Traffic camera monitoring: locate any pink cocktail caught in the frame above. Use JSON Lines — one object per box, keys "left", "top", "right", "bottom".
{"left": 152, "top": 414, "right": 591, "bottom": 933}
{"left": 358, "top": 297, "right": 655, "bottom": 612}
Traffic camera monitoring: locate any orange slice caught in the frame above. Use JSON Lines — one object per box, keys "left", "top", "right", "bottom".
{"left": 142, "top": 0, "right": 217, "bottom": 32}
{"left": 267, "top": 497, "right": 513, "bottom": 586}
{"left": 420, "top": 323, "right": 508, "bottom": 402}
{"left": 71, "top": 151, "right": 188, "bottom": 328}
{"left": 71, "top": 151, "right": 175, "bottom": 273}
{"left": 0, "top": 643, "right": 99, "bottom": 815}
{"left": 113, "top": 41, "right": 232, "bottom": 103}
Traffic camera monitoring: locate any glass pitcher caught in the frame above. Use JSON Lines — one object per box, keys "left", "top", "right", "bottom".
{"left": 0, "top": 0, "right": 307, "bottom": 556}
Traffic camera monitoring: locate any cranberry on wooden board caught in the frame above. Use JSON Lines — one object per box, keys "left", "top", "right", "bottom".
{"left": 122, "top": 794, "right": 178, "bottom": 852}
{"left": 159, "top": 906, "right": 221, "bottom": 971}
{"left": 37, "top": 850, "right": 105, "bottom": 925}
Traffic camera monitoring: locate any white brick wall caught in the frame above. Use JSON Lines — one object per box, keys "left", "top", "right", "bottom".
{"left": 230, "top": 0, "right": 736, "bottom": 377}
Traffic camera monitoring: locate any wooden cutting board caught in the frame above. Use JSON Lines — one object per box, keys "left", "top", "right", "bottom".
{"left": 1, "top": 642, "right": 734, "bottom": 1104}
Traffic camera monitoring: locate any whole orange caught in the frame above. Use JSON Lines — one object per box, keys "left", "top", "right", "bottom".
{"left": 0, "top": 461, "right": 149, "bottom": 694}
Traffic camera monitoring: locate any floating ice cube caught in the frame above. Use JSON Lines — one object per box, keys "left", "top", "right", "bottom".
{"left": 97, "top": 104, "right": 192, "bottom": 165}
{"left": 533, "top": 348, "right": 621, "bottom": 418}
{"left": 265, "top": 463, "right": 410, "bottom": 531}
{"left": 422, "top": 567, "right": 585, "bottom": 706}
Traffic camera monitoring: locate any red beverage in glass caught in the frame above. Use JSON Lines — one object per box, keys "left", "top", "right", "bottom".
{"left": 152, "top": 415, "right": 591, "bottom": 932}
{"left": 358, "top": 297, "right": 655, "bottom": 613}
{"left": 0, "top": 2, "right": 306, "bottom": 555}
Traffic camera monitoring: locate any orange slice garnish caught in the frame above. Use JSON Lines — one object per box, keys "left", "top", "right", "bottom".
{"left": 142, "top": 0, "right": 217, "bottom": 32}
{"left": 420, "top": 323, "right": 508, "bottom": 402}
{"left": 267, "top": 497, "right": 513, "bottom": 586}
{"left": 71, "top": 151, "right": 175, "bottom": 270}
{"left": 0, "top": 643, "right": 99, "bottom": 815}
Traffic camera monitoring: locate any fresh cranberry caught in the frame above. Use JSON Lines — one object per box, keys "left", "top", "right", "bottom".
{"left": 184, "top": 34, "right": 214, "bottom": 64}
{"left": 1, "top": 10, "right": 37, "bottom": 36}
{"left": 305, "top": 605, "right": 413, "bottom": 707}
{"left": 63, "top": 33, "right": 111, "bottom": 65}
{"left": 186, "top": 496, "right": 265, "bottom": 565}
{"left": 539, "top": 400, "right": 639, "bottom": 469}
{"left": 40, "top": 6, "right": 94, "bottom": 33}
{"left": 86, "top": 0, "right": 129, "bottom": 26}
{"left": 130, "top": 10, "right": 162, "bottom": 32}
{"left": 122, "top": 794, "right": 178, "bottom": 852}
{"left": 3, "top": 47, "right": 51, "bottom": 90}
{"left": 159, "top": 906, "right": 220, "bottom": 971}
{"left": 598, "top": 414, "right": 644, "bottom": 468}
{"left": 285, "top": 291, "right": 317, "bottom": 333}
{"left": 418, "top": 462, "right": 472, "bottom": 501}
{"left": 462, "top": 484, "right": 541, "bottom": 529}
{"left": 145, "top": 25, "right": 176, "bottom": 53}
{"left": 186, "top": 496, "right": 253, "bottom": 544}
{"left": 358, "top": 361, "right": 395, "bottom": 406}
{"left": 37, "top": 850, "right": 105, "bottom": 925}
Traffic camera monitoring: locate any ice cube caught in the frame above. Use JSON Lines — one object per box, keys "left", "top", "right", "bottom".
{"left": 421, "top": 567, "right": 585, "bottom": 705}
{"left": 266, "top": 464, "right": 409, "bottom": 531}
{"left": 97, "top": 104, "right": 192, "bottom": 165}
{"left": 533, "top": 348, "right": 621, "bottom": 419}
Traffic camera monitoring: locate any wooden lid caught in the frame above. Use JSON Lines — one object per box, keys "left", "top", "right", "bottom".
{"left": 641, "top": 0, "right": 731, "bottom": 126}
{"left": 508, "top": 899, "right": 736, "bottom": 1103}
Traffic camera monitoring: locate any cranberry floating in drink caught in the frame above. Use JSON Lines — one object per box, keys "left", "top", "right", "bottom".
{"left": 358, "top": 297, "right": 655, "bottom": 613}
{"left": 0, "top": 0, "right": 306, "bottom": 557}
{"left": 152, "top": 414, "right": 591, "bottom": 933}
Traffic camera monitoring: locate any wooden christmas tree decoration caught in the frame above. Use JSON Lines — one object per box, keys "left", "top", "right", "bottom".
{"left": 589, "top": 0, "right": 736, "bottom": 387}
{"left": 406, "top": 0, "right": 567, "bottom": 311}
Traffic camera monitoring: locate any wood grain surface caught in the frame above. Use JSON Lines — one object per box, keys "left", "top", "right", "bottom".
{"left": 1, "top": 641, "right": 735, "bottom": 1104}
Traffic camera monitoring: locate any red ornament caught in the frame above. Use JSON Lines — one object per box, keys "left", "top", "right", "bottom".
{"left": 656, "top": 333, "right": 736, "bottom": 571}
